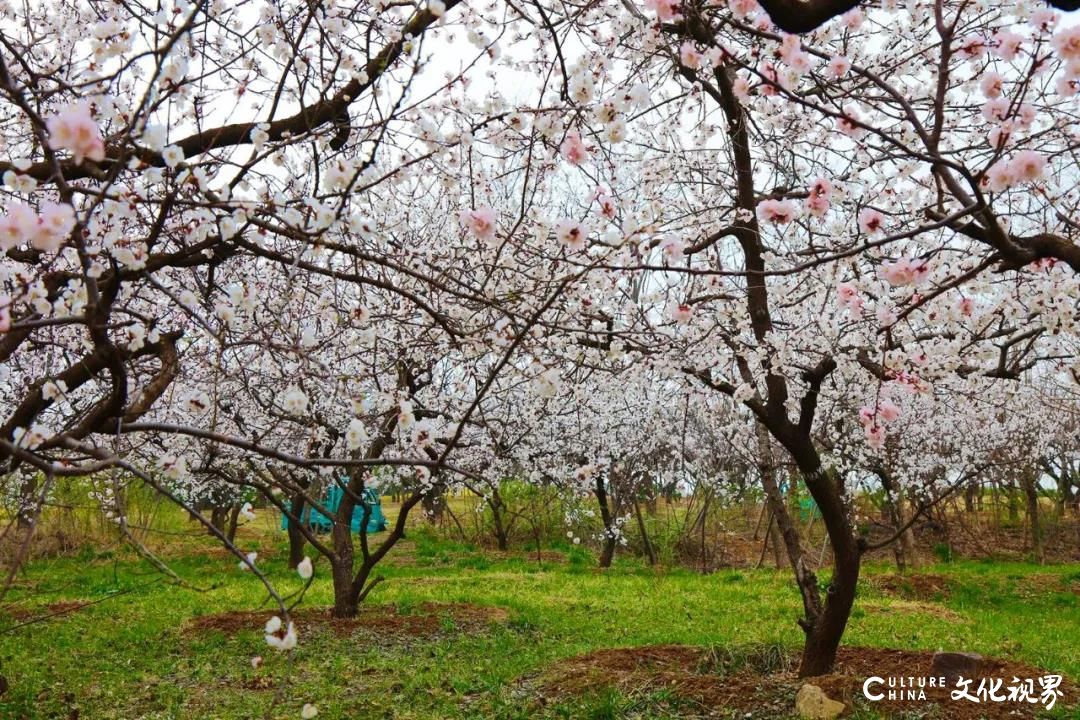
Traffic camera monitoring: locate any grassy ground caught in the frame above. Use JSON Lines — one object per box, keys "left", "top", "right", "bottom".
{"left": 1, "top": 513, "right": 1078, "bottom": 719}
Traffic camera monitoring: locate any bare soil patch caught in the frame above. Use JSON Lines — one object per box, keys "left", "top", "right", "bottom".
{"left": 867, "top": 573, "right": 952, "bottom": 600}
{"left": 4, "top": 600, "right": 90, "bottom": 621}
{"left": 861, "top": 598, "right": 966, "bottom": 623}
{"left": 529, "top": 644, "right": 1075, "bottom": 719}
{"left": 188, "top": 601, "right": 508, "bottom": 642}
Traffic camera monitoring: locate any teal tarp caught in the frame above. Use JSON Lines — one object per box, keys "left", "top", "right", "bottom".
{"left": 281, "top": 485, "right": 387, "bottom": 534}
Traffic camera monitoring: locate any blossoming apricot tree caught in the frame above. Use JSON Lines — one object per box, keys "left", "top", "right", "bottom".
{"left": 1, "top": 0, "right": 1078, "bottom": 680}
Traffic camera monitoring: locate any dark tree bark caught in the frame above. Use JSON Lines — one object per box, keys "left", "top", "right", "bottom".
{"left": 225, "top": 503, "right": 241, "bottom": 544}
{"left": 287, "top": 491, "right": 308, "bottom": 569}
{"left": 594, "top": 476, "right": 618, "bottom": 569}
{"left": 488, "top": 488, "right": 510, "bottom": 551}
{"left": 754, "top": 0, "right": 1080, "bottom": 36}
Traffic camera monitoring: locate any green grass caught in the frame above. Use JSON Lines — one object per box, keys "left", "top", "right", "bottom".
{"left": 1, "top": 519, "right": 1078, "bottom": 719}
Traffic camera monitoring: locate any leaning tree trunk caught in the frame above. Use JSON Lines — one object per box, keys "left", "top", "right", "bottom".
{"left": 779, "top": 434, "right": 862, "bottom": 678}
{"left": 633, "top": 496, "right": 657, "bottom": 566}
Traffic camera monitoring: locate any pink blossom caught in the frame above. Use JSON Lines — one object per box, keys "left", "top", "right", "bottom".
{"left": 1051, "top": 25, "right": 1080, "bottom": 61}
{"left": 1030, "top": 9, "right": 1059, "bottom": 34}
{"left": 559, "top": 130, "right": 588, "bottom": 165}
{"left": 808, "top": 178, "right": 833, "bottom": 199}
{"left": 992, "top": 30, "right": 1023, "bottom": 61}
{"left": 45, "top": 103, "right": 106, "bottom": 164}
{"left": 857, "top": 207, "right": 884, "bottom": 234}
{"left": 836, "top": 105, "right": 863, "bottom": 137}
{"left": 0, "top": 294, "right": 10, "bottom": 333}
{"left": 787, "top": 51, "right": 812, "bottom": 76}
{"left": 894, "top": 369, "right": 931, "bottom": 395}
{"left": 876, "top": 304, "right": 897, "bottom": 327}
{"left": 979, "top": 72, "right": 1003, "bottom": 98}
{"left": 668, "top": 302, "right": 693, "bottom": 324}
{"left": 804, "top": 194, "right": 830, "bottom": 218}
{"left": 857, "top": 402, "right": 892, "bottom": 431}
{"left": 983, "top": 161, "right": 1016, "bottom": 192}
{"left": 826, "top": 56, "right": 851, "bottom": 79}
{"left": 876, "top": 398, "right": 901, "bottom": 423}
{"left": 643, "top": 0, "right": 681, "bottom": 21}
{"left": 864, "top": 423, "right": 885, "bottom": 449}
{"left": 1029, "top": 257, "right": 1057, "bottom": 272}
{"left": 659, "top": 236, "right": 686, "bottom": 262}
{"left": 981, "top": 98, "right": 1010, "bottom": 123}
{"left": 779, "top": 34, "right": 801, "bottom": 60}
{"left": 728, "top": 0, "right": 759, "bottom": 19}
{"left": 1011, "top": 150, "right": 1046, "bottom": 182}
{"left": 836, "top": 282, "right": 859, "bottom": 304}
{"left": 840, "top": 8, "right": 864, "bottom": 30}
{"left": 459, "top": 207, "right": 497, "bottom": 244}
{"left": 595, "top": 192, "right": 617, "bottom": 219}
{"left": 955, "top": 35, "right": 987, "bottom": 61}
{"left": 836, "top": 281, "right": 863, "bottom": 316}
{"left": 679, "top": 42, "right": 702, "bottom": 69}
{"left": 987, "top": 125, "right": 1011, "bottom": 150}
{"left": 732, "top": 75, "right": 752, "bottom": 101}
{"left": 1016, "top": 104, "right": 1037, "bottom": 129}
{"left": 33, "top": 201, "right": 76, "bottom": 251}
{"left": 555, "top": 219, "right": 586, "bottom": 251}
{"left": 0, "top": 202, "right": 38, "bottom": 250}
{"left": 879, "top": 257, "right": 928, "bottom": 287}
{"left": 957, "top": 296, "right": 975, "bottom": 316}
{"left": 759, "top": 62, "right": 781, "bottom": 96}
{"left": 756, "top": 198, "right": 797, "bottom": 224}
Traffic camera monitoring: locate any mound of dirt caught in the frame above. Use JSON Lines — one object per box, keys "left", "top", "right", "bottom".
{"left": 867, "top": 573, "right": 952, "bottom": 600}
{"left": 528, "top": 644, "right": 1075, "bottom": 719}
{"left": 188, "top": 601, "right": 508, "bottom": 642}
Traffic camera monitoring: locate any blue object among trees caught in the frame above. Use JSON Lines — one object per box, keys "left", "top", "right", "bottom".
{"left": 280, "top": 485, "right": 387, "bottom": 534}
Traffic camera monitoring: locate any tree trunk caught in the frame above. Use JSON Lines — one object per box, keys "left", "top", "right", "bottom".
{"left": 226, "top": 503, "right": 241, "bottom": 544}
{"left": 287, "top": 491, "right": 308, "bottom": 569}
{"left": 489, "top": 489, "right": 509, "bottom": 551}
{"left": 330, "top": 556, "right": 358, "bottom": 618}
{"left": 798, "top": 540, "right": 860, "bottom": 676}
{"left": 16, "top": 475, "right": 37, "bottom": 529}
{"left": 1020, "top": 468, "right": 1043, "bottom": 564}
{"left": 209, "top": 505, "right": 227, "bottom": 535}
{"left": 421, "top": 488, "right": 445, "bottom": 522}
{"left": 1006, "top": 480, "right": 1021, "bottom": 523}
{"left": 768, "top": 513, "right": 785, "bottom": 568}
{"left": 777, "top": 435, "right": 861, "bottom": 678}
{"left": 594, "top": 476, "right": 618, "bottom": 568}
{"left": 633, "top": 496, "right": 657, "bottom": 566}
{"left": 878, "top": 468, "right": 915, "bottom": 572}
